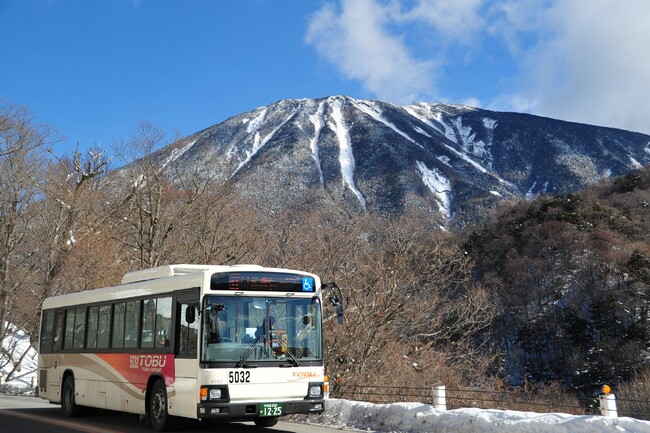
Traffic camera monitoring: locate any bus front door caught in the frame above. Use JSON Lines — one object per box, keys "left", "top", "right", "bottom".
{"left": 171, "top": 290, "right": 199, "bottom": 418}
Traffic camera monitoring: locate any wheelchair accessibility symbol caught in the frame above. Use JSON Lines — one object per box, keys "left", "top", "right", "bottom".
{"left": 302, "top": 277, "right": 314, "bottom": 292}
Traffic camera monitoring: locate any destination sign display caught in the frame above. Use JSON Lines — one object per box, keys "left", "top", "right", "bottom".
{"left": 210, "top": 272, "right": 315, "bottom": 293}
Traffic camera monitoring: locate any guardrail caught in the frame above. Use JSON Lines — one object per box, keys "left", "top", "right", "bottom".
{"left": 330, "top": 383, "right": 650, "bottom": 420}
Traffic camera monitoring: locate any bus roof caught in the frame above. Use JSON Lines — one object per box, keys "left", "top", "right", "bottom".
{"left": 120, "top": 264, "right": 240, "bottom": 284}
{"left": 42, "top": 264, "right": 320, "bottom": 310}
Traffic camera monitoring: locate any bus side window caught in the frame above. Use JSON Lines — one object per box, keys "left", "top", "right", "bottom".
{"left": 63, "top": 307, "right": 86, "bottom": 350}
{"left": 40, "top": 310, "right": 55, "bottom": 353}
{"left": 112, "top": 302, "right": 126, "bottom": 349}
{"left": 124, "top": 300, "right": 140, "bottom": 348}
{"left": 97, "top": 305, "right": 111, "bottom": 348}
{"left": 141, "top": 299, "right": 156, "bottom": 348}
{"left": 73, "top": 307, "right": 86, "bottom": 349}
{"left": 64, "top": 309, "right": 75, "bottom": 350}
{"left": 87, "top": 306, "right": 99, "bottom": 349}
{"left": 177, "top": 302, "right": 198, "bottom": 357}
{"left": 155, "top": 297, "right": 172, "bottom": 348}
{"left": 53, "top": 310, "right": 64, "bottom": 352}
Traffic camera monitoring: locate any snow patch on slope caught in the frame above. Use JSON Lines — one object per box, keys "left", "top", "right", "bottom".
{"left": 309, "top": 101, "right": 326, "bottom": 187}
{"left": 403, "top": 104, "right": 454, "bottom": 141}
{"left": 452, "top": 117, "right": 492, "bottom": 161}
{"left": 555, "top": 151, "right": 601, "bottom": 184}
{"left": 161, "top": 140, "right": 196, "bottom": 170}
{"left": 630, "top": 156, "right": 643, "bottom": 169}
{"left": 526, "top": 181, "right": 550, "bottom": 198}
{"left": 351, "top": 100, "right": 424, "bottom": 150}
{"left": 412, "top": 125, "right": 432, "bottom": 138}
{"left": 483, "top": 117, "right": 498, "bottom": 130}
{"left": 233, "top": 109, "right": 296, "bottom": 175}
{"left": 416, "top": 161, "right": 452, "bottom": 220}
{"left": 244, "top": 108, "right": 268, "bottom": 133}
{"left": 329, "top": 98, "right": 366, "bottom": 209}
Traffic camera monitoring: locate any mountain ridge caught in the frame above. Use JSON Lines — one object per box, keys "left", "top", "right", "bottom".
{"left": 151, "top": 95, "right": 650, "bottom": 227}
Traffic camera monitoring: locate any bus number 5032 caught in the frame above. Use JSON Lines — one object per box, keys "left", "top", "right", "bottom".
{"left": 229, "top": 371, "right": 251, "bottom": 383}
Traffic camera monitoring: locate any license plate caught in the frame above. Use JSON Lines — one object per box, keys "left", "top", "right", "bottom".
{"left": 259, "top": 402, "right": 283, "bottom": 417}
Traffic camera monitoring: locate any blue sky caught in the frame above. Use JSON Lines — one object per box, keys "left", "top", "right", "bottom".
{"left": 2, "top": 0, "right": 650, "bottom": 155}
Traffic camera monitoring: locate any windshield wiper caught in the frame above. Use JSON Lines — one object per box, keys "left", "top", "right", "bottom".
{"left": 236, "top": 334, "right": 265, "bottom": 368}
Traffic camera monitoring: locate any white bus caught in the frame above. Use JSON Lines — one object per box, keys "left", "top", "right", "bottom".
{"left": 38, "top": 264, "right": 338, "bottom": 431}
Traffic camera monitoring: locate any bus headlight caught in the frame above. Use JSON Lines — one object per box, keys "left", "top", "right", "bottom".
{"left": 200, "top": 386, "right": 229, "bottom": 401}
{"left": 308, "top": 384, "right": 323, "bottom": 398}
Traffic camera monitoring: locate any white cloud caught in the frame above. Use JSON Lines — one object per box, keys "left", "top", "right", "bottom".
{"left": 305, "top": 0, "right": 439, "bottom": 104}
{"left": 304, "top": 0, "right": 496, "bottom": 104}
{"left": 400, "top": 0, "right": 485, "bottom": 44}
{"left": 308, "top": 0, "right": 650, "bottom": 135}
{"left": 489, "top": 0, "right": 650, "bottom": 134}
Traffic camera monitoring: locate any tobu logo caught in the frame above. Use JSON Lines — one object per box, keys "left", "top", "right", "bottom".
{"left": 292, "top": 371, "right": 318, "bottom": 378}
{"left": 129, "top": 355, "right": 167, "bottom": 371}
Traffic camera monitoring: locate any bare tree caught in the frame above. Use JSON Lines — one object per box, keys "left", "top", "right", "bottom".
{"left": 0, "top": 103, "right": 53, "bottom": 336}
{"left": 37, "top": 148, "right": 111, "bottom": 293}
{"left": 175, "top": 185, "right": 262, "bottom": 265}
{"left": 110, "top": 122, "right": 212, "bottom": 269}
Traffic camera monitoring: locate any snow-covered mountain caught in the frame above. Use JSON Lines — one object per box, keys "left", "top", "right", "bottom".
{"left": 152, "top": 96, "right": 650, "bottom": 226}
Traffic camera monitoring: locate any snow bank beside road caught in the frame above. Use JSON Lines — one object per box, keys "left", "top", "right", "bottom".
{"left": 0, "top": 322, "right": 38, "bottom": 394}
{"left": 314, "top": 398, "right": 650, "bottom": 433}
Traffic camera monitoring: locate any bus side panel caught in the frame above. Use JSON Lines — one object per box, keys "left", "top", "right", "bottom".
{"left": 169, "top": 359, "right": 198, "bottom": 418}
{"left": 105, "top": 381, "right": 123, "bottom": 412}
{"left": 121, "top": 382, "right": 147, "bottom": 415}
{"left": 73, "top": 379, "right": 106, "bottom": 408}
{"left": 88, "top": 380, "right": 107, "bottom": 408}
{"left": 38, "top": 354, "right": 61, "bottom": 403}
{"left": 75, "top": 378, "right": 89, "bottom": 405}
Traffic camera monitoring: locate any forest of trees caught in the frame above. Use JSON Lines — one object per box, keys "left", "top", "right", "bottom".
{"left": 465, "top": 170, "right": 650, "bottom": 393}
{"left": 1, "top": 101, "right": 649, "bottom": 408}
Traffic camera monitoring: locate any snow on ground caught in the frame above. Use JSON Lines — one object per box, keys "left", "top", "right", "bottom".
{"left": 313, "top": 398, "right": 650, "bottom": 433}
{"left": 0, "top": 323, "right": 38, "bottom": 394}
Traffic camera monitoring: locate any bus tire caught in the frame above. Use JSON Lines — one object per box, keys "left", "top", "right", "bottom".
{"left": 254, "top": 416, "right": 279, "bottom": 428}
{"left": 61, "top": 376, "right": 82, "bottom": 417}
{"left": 149, "top": 380, "right": 171, "bottom": 431}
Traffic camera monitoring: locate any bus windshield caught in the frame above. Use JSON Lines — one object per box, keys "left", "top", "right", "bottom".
{"left": 201, "top": 295, "right": 322, "bottom": 364}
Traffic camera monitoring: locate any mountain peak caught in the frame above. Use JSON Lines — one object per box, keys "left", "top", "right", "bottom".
{"left": 154, "top": 97, "right": 650, "bottom": 227}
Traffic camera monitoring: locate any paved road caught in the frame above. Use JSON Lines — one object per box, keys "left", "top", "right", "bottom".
{"left": 0, "top": 395, "right": 338, "bottom": 433}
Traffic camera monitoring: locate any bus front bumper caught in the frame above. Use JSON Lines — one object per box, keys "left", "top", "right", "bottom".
{"left": 197, "top": 399, "right": 325, "bottom": 420}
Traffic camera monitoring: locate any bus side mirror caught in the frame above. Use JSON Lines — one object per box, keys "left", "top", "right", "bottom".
{"left": 186, "top": 306, "right": 196, "bottom": 324}
{"left": 329, "top": 296, "right": 344, "bottom": 324}
{"left": 322, "top": 282, "right": 345, "bottom": 324}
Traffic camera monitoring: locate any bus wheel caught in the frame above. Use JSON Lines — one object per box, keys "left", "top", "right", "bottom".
{"left": 149, "top": 380, "right": 171, "bottom": 432}
{"left": 61, "top": 376, "right": 81, "bottom": 417}
{"left": 254, "top": 416, "right": 279, "bottom": 428}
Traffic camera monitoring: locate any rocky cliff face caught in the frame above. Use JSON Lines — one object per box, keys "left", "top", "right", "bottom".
{"left": 151, "top": 95, "right": 650, "bottom": 227}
